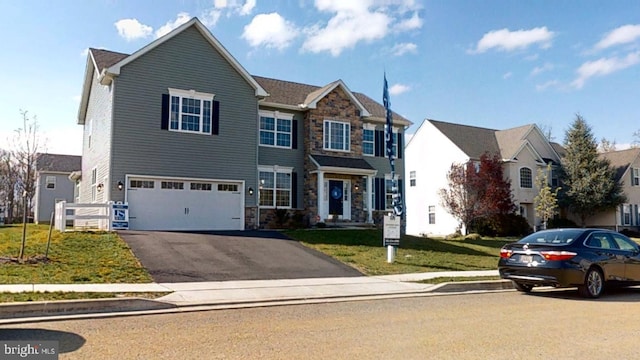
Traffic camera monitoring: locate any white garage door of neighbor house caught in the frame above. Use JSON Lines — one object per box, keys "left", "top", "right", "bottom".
{"left": 126, "top": 178, "right": 243, "bottom": 231}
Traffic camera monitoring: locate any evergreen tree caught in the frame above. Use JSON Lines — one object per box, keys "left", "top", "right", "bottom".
{"left": 559, "top": 115, "right": 626, "bottom": 226}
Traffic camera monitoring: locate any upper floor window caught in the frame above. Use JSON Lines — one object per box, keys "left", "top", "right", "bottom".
{"left": 46, "top": 176, "right": 56, "bottom": 189}
{"left": 633, "top": 168, "right": 640, "bottom": 186}
{"left": 363, "top": 128, "right": 374, "bottom": 156}
{"left": 623, "top": 204, "right": 631, "bottom": 226}
{"left": 520, "top": 167, "right": 533, "bottom": 188}
{"left": 169, "top": 88, "right": 214, "bottom": 135}
{"left": 260, "top": 111, "right": 293, "bottom": 148}
{"left": 324, "top": 120, "right": 350, "bottom": 152}
{"left": 409, "top": 171, "right": 416, "bottom": 187}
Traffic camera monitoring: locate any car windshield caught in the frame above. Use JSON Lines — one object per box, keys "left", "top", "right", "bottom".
{"left": 517, "top": 229, "right": 584, "bottom": 245}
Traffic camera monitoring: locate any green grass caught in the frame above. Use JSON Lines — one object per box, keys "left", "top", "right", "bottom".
{"left": 0, "top": 224, "right": 152, "bottom": 284}
{"left": 285, "top": 229, "right": 515, "bottom": 276}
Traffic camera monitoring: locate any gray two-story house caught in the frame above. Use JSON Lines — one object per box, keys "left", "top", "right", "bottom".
{"left": 77, "top": 17, "right": 410, "bottom": 231}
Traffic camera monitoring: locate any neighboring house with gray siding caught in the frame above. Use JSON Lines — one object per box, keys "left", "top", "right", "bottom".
{"left": 77, "top": 17, "right": 411, "bottom": 231}
{"left": 33, "top": 153, "right": 81, "bottom": 224}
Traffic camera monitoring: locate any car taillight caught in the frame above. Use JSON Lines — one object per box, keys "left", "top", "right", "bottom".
{"left": 540, "top": 251, "right": 577, "bottom": 261}
{"left": 500, "top": 248, "right": 512, "bottom": 258}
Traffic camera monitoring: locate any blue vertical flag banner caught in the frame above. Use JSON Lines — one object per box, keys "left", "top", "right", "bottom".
{"left": 383, "top": 73, "right": 403, "bottom": 216}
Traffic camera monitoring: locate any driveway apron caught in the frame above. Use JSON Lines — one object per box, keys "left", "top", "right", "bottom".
{"left": 118, "top": 231, "right": 363, "bottom": 282}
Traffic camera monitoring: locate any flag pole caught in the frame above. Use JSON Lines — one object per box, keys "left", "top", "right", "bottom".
{"left": 383, "top": 72, "right": 402, "bottom": 263}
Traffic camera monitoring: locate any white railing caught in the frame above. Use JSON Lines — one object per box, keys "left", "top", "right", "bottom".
{"left": 54, "top": 201, "right": 129, "bottom": 232}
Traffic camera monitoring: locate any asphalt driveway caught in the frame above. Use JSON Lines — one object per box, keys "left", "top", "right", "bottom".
{"left": 118, "top": 230, "right": 363, "bottom": 282}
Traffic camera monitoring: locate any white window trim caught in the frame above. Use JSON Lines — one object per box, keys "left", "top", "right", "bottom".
{"left": 633, "top": 168, "right": 640, "bottom": 186}
{"left": 363, "top": 123, "right": 376, "bottom": 157}
{"left": 259, "top": 110, "right": 294, "bottom": 149}
{"left": 623, "top": 204, "right": 631, "bottom": 226}
{"left": 519, "top": 167, "right": 533, "bottom": 189}
{"left": 428, "top": 205, "right": 436, "bottom": 224}
{"left": 258, "top": 165, "right": 294, "bottom": 209}
{"left": 45, "top": 176, "right": 56, "bottom": 190}
{"left": 90, "top": 167, "right": 97, "bottom": 203}
{"left": 168, "top": 88, "right": 215, "bottom": 135}
{"left": 323, "top": 120, "right": 351, "bottom": 152}
{"left": 409, "top": 170, "right": 416, "bottom": 187}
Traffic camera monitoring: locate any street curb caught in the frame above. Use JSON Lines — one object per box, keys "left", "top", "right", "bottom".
{"left": 0, "top": 297, "right": 177, "bottom": 320}
{"left": 430, "top": 280, "right": 514, "bottom": 293}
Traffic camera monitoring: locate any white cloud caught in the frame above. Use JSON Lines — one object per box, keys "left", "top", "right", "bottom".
{"left": 201, "top": 9, "right": 223, "bottom": 27}
{"left": 503, "top": 72, "right": 512, "bottom": 79}
{"left": 302, "top": 2, "right": 392, "bottom": 56}
{"left": 390, "top": 42, "right": 417, "bottom": 56}
{"left": 470, "top": 27, "right": 554, "bottom": 54}
{"left": 214, "top": 0, "right": 227, "bottom": 8}
{"left": 114, "top": 18, "right": 153, "bottom": 41}
{"left": 239, "top": 0, "right": 256, "bottom": 15}
{"left": 595, "top": 24, "right": 640, "bottom": 50}
{"left": 571, "top": 51, "right": 640, "bottom": 89}
{"left": 394, "top": 11, "right": 422, "bottom": 32}
{"left": 242, "top": 13, "right": 299, "bottom": 50}
{"left": 155, "top": 12, "right": 191, "bottom": 38}
{"left": 530, "top": 62, "right": 554, "bottom": 76}
{"left": 389, "top": 83, "right": 410, "bottom": 95}
{"left": 536, "top": 80, "right": 559, "bottom": 91}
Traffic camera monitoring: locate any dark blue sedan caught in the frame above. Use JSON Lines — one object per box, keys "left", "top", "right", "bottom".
{"left": 498, "top": 228, "right": 640, "bottom": 298}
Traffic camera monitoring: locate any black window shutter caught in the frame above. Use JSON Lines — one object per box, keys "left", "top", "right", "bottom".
{"left": 212, "top": 100, "right": 220, "bottom": 135}
{"left": 397, "top": 133, "right": 403, "bottom": 159}
{"left": 161, "top": 94, "right": 169, "bottom": 130}
{"left": 632, "top": 169, "right": 636, "bottom": 186}
{"left": 291, "top": 172, "right": 298, "bottom": 208}
{"left": 375, "top": 130, "right": 384, "bottom": 157}
{"left": 374, "top": 178, "right": 383, "bottom": 211}
{"left": 292, "top": 120, "right": 298, "bottom": 149}
{"left": 620, "top": 204, "right": 624, "bottom": 225}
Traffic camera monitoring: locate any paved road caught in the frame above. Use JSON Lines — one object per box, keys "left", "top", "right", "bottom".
{"left": 3, "top": 288, "right": 640, "bottom": 359}
{"left": 118, "top": 230, "right": 362, "bottom": 282}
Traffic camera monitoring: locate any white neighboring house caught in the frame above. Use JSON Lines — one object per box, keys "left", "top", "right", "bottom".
{"left": 405, "top": 119, "right": 562, "bottom": 237}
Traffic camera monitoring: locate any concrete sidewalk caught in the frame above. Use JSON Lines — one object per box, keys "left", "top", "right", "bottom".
{"left": 0, "top": 270, "right": 510, "bottom": 323}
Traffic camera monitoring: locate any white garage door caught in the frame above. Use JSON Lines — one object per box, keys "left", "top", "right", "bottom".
{"left": 126, "top": 177, "right": 243, "bottom": 231}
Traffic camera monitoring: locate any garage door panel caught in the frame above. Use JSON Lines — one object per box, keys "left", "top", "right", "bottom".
{"left": 127, "top": 178, "right": 243, "bottom": 231}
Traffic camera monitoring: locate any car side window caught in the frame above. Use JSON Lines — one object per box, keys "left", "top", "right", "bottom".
{"left": 586, "top": 233, "right": 613, "bottom": 249}
{"left": 611, "top": 234, "right": 639, "bottom": 251}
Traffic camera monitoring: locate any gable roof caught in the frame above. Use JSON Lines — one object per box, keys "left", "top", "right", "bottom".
{"left": 254, "top": 76, "right": 411, "bottom": 126}
{"left": 78, "top": 17, "right": 267, "bottom": 124}
{"left": 495, "top": 124, "right": 535, "bottom": 160}
{"left": 600, "top": 148, "right": 640, "bottom": 182}
{"left": 36, "top": 153, "right": 81, "bottom": 173}
{"left": 428, "top": 119, "right": 500, "bottom": 159}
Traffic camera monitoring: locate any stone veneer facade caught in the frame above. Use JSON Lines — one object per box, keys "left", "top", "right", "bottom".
{"left": 302, "top": 87, "right": 368, "bottom": 223}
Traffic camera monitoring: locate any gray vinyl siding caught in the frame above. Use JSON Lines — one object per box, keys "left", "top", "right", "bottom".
{"left": 80, "top": 68, "right": 113, "bottom": 225}
{"left": 110, "top": 26, "right": 259, "bottom": 206}
{"left": 258, "top": 109, "right": 305, "bottom": 208}
{"left": 34, "top": 172, "right": 75, "bottom": 223}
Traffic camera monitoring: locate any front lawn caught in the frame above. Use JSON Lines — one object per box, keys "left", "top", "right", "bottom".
{"left": 285, "top": 229, "right": 514, "bottom": 275}
{"left": 0, "top": 224, "right": 152, "bottom": 284}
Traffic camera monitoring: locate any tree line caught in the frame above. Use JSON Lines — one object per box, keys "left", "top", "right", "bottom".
{"left": 440, "top": 115, "right": 627, "bottom": 235}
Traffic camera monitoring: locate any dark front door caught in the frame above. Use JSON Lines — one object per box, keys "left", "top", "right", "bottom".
{"left": 329, "top": 180, "right": 343, "bottom": 215}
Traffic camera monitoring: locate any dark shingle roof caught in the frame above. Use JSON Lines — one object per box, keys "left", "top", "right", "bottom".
{"left": 311, "top": 155, "right": 375, "bottom": 170}
{"left": 90, "top": 48, "right": 129, "bottom": 72}
{"left": 36, "top": 153, "right": 81, "bottom": 173}
{"left": 428, "top": 120, "right": 501, "bottom": 159}
{"left": 600, "top": 148, "right": 640, "bottom": 182}
{"left": 254, "top": 76, "right": 411, "bottom": 124}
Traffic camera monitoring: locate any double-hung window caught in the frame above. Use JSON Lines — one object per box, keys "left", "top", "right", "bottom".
{"left": 363, "top": 125, "right": 375, "bottom": 156}
{"left": 385, "top": 175, "right": 396, "bottom": 210}
{"left": 169, "top": 88, "right": 214, "bottom": 135}
{"left": 324, "top": 120, "right": 350, "bottom": 152}
{"left": 90, "top": 168, "right": 97, "bottom": 203}
{"left": 633, "top": 168, "right": 640, "bottom": 186}
{"left": 46, "top": 176, "right": 56, "bottom": 189}
{"left": 409, "top": 171, "right": 416, "bottom": 187}
{"left": 428, "top": 205, "right": 436, "bottom": 224}
{"left": 259, "top": 167, "right": 292, "bottom": 208}
{"left": 623, "top": 205, "right": 631, "bottom": 226}
{"left": 259, "top": 111, "right": 293, "bottom": 148}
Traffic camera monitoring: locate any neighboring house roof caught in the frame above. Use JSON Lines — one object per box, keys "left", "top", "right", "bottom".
{"left": 78, "top": 17, "right": 268, "bottom": 124}
{"left": 36, "top": 153, "right": 81, "bottom": 173}
{"left": 600, "top": 148, "right": 640, "bottom": 182}
{"left": 550, "top": 142, "right": 566, "bottom": 158}
{"left": 495, "top": 124, "right": 534, "bottom": 160}
{"left": 254, "top": 76, "right": 412, "bottom": 127}
{"left": 428, "top": 119, "right": 500, "bottom": 159}
{"left": 311, "top": 155, "right": 375, "bottom": 170}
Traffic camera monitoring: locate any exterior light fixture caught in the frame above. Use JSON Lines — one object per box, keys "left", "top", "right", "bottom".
{"left": 354, "top": 183, "right": 360, "bottom": 191}
{"left": 248, "top": 187, "right": 254, "bottom": 196}
{"left": 97, "top": 183, "right": 104, "bottom": 191}
{"left": 117, "top": 181, "right": 124, "bottom": 191}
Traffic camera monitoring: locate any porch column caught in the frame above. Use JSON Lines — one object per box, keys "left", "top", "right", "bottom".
{"left": 366, "top": 175, "right": 373, "bottom": 223}
{"left": 317, "top": 171, "right": 325, "bottom": 221}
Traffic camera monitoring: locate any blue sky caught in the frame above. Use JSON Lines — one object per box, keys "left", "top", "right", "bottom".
{"left": 1, "top": 0, "right": 639, "bottom": 155}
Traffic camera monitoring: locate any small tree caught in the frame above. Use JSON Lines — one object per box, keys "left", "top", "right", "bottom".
{"left": 559, "top": 114, "right": 626, "bottom": 226}
{"left": 0, "top": 149, "right": 19, "bottom": 224}
{"left": 598, "top": 137, "right": 617, "bottom": 152}
{"left": 439, "top": 162, "right": 482, "bottom": 234}
{"left": 633, "top": 129, "right": 640, "bottom": 148}
{"left": 534, "top": 164, "right": 560, "bottom": 230}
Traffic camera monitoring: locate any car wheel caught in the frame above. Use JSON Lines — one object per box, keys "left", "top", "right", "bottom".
{"left": 512, "top": 281, "right": 533, "bottom": 293}
{"left": 578, "top": 268, "right": 604, "bottom": 298}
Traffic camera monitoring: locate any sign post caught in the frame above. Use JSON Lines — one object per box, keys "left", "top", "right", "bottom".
{"left": 383, "top": 213, "right": 400, "bottom": 263}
